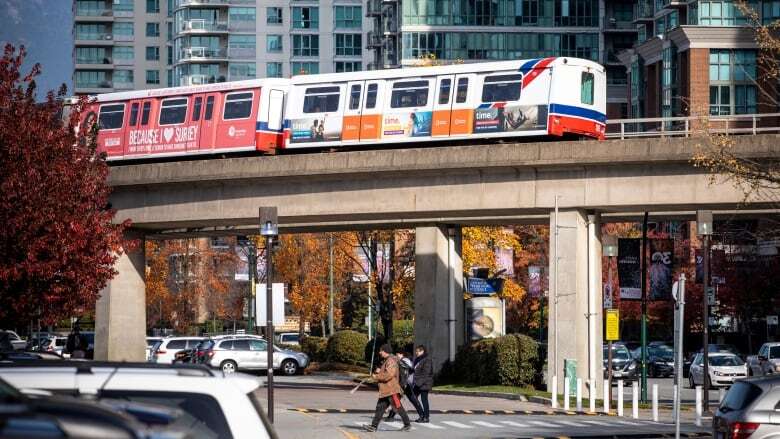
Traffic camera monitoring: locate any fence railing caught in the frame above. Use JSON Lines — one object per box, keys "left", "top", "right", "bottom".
{"left": 605, "top": 113, "right": 780, "bottom": 139}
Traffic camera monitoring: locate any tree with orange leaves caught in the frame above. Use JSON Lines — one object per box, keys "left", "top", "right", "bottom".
{"left": 462, "top": 226, "right": 525, "bottom": 301}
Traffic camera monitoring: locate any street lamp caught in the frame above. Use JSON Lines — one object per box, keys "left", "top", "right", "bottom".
{"left": 602, "top": 235, "right": 618, "bottom": 385}
{"left": 697, "top": 210, "right": 713, "bottom": 412}
{"left": 259, "top": 207, "right": 278, "bottom": 423}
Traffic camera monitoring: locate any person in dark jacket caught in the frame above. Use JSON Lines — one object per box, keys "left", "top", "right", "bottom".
{"left": 365, "top": 344, "right": 411, "bottom": 432}
{"left": 386, "top": 351, "right": 424, "bottom": 421}
{"left": 412, "top": 345, "right": 434, "bottom": 423}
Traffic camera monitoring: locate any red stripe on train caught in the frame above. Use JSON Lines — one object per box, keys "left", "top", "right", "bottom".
{"left": 547, "top": 114, "right": 605, "bottom": 140}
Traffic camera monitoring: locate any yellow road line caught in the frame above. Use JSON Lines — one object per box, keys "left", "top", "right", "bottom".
{"left": 463, "top": 409, "right": 473, "bottom": 414}
{"left": 338, "top": 427, "right": 360, "bottom": 439}
{"left": 484, "top": 410, "right": 494, "bottom": 414}
{"left": 503, "top": 410, "right": 515, "bottom": 414}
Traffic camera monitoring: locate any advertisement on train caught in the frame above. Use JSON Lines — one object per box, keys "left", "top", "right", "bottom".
{"left": 290, "top": 116, "right": 342, "bottom": 143}
{"left": 381, "top": 110, "right": 432, "bottom": 138}
{"left": 473, "top": 104, "right": 547, "bottom": 134}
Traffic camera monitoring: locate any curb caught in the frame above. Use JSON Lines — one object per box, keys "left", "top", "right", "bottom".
{"left": 431, "top": 389, "right": 529, "bottom": 401}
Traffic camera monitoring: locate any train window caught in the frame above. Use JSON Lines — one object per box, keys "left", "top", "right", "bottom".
{"left": 129, "top": 103, "right": 139, "bottom": 126}
{"left": 193, "top": 97, "right": 202, "bottom": 122}
{"left": 205, "top": 96, "right": 214, "bottom": 120}
{"left": 481, "top": 74, "right": 523, "bottom": 103}
{"left": 438, "top": 79, "right": 451, "bottom": 105}
{"left": 581, "top": 72, "right": 594, "bottom": 105}
{"left": 98, "top": 104, "right": 125, "bottom": 130}
{"left": 303, "top": 86, "right": 340, "bottom": 113}
{"left": 390, "top": 80, "right": 429, "bottom": 108}
{"left": 141, "top": 102, "right": 151, "bottom": 125}
{"left": 456, "top": 78, "right": 469, "bottom": 103}
{"left": 349, "top": 84, "right": 361, "bottom": 110}
{"left": 224, "top": 92, "right": 253, "bottom": 120}
{"left": 159, "top": 98, "right": 188, "bottom": 125}
{"left": 365, "top": 83, "right": 378, "bottom": 109}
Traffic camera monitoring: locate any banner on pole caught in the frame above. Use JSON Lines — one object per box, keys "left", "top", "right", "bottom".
{"left": 618, "top": 238, "right": 642, "bottom": 300}
{"left": 528, "top": 266, "right": 543, "bottom": 298}
{"left": 649, "top": 239, "right": 673, "bottom": 300}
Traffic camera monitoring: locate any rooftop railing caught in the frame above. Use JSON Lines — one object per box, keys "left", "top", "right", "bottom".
{"left": 605, "top": 113, "right": 780, "bottom": 139}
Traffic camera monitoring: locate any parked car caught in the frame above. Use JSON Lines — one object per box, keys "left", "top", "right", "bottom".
{"left": 152, "top": 337, "right": 204, "bottom": 364}
{"left": 603, "top": 344, "right": 638, "bottom": 382}
{"left": 192, "top": 339, "right": 216, "bottom": 365}
{"left": 713, "top": 375, "right": 780, "bottom": 438}
{"left": 38, "top": 336, "right": 67, "bottom": 356}
{"left": 0, "top": 362, "right": 278, "bottom": 439}
{"left": 207, "top": 337, "right": 309, "bottom": 375}
{"left": 63, "top": 331, "right": 95, "bottom": 359}
{"left": 689, "top": 352, "right": 748, "bottom": 388}
{"left": 145, "top": 337, "right": 162, "bottom": 361}
{"left": 275, "top": 332, "right": 303, "bottom": 346}
{"left": 1, "top": 330, "right": 26, "bottom": 350}
{"left": 647, "top": 344, "right": 676, "bottom": 378}
{"left": 747, "top": 342, "right": 780, "bottom": 377}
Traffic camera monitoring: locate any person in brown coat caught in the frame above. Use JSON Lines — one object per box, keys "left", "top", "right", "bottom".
{"left": 364, "top": 344, "right": 411, "bottom": 432}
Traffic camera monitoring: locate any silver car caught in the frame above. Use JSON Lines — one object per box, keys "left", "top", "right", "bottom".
{"left": 713, "top": 375, "right": 780, "bottom": 438}
{"left": 207, "top": 337, "right": 309, "bottom": 376}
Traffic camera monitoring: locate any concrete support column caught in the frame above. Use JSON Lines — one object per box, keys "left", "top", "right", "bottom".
{"left": 414, "top": 225, "right": 464, "bottom": 372}
{"left": 94, "top": 231, "right": 147, "bottom": 361}
{"left": 548, "top": 210, "right": 604, "bottom": 400}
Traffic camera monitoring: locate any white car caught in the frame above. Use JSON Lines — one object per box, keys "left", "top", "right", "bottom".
{"left": 151, "top": 336, "right": 203, "bottom": 364}
{"left": 39, "top": 336, "right": 67, "bottom": 356}
{"left": 1, "top": 330, "right": 26, "bottom": 350}
{"left": 145, "top": 337, "right": 162, "bottom": 361}
{"left": 689, "top": 352, "right": 748, "bottom": 388}
{"left": 0, "top": 363, "right": 276, "bottom": 439}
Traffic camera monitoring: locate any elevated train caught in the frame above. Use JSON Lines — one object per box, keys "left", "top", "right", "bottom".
{"left": 85, "top": 57, "right": 606, "bottom": 161}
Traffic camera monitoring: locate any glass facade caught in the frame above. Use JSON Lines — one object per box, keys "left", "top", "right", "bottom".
{"left": 335, "top": 33, "right": 362, "bottom": 56}
{"left": 335, "top": 6, "right": 362, "bottom": 28}
{"left": 336, "top": 61, "right": 362, "bottom": 72}
{"left": 267, "top": 62, "right": 283, "bottom": 77}
{"left": 694, "top": 0, "right": 749, "bottom": 25}
{"left": 293, "top": 34, "right": 319, "bottom": 56}
{"left": 709, "top": 49, "right": 757, "bottom": 115}
{"left": 402, "top": 0, "right": 598, "bottom": 26}
{"left": 292, "top": 61, "right": 319, "bottom": 75}
{"left": 402, "top": 32, "right": 599, "bottom": 62}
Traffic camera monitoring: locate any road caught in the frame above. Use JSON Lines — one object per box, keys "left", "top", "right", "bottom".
{"left": 267, "top": 374, "right": 711, "bottom": 439}
{"left": 611, "top": 377, "right": 726, "bottom": 406}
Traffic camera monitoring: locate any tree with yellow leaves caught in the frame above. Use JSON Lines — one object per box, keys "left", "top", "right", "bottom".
{"left": 462, "top": 226, "right": 525, "bottom": 301}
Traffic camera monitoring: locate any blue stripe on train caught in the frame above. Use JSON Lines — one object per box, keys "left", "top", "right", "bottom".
{"left": 549, "top": 103, "right": 606, "bottom": 124}
{"left": 518, "top": 58, "right": 542, "bottom": 76}
{"left": 256, "top": 121, "right": 284, "bottom": 132}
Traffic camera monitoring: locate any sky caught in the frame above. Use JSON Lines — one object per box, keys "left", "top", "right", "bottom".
{"left": 0, "top": 0, "right": 73, "bottom": 99}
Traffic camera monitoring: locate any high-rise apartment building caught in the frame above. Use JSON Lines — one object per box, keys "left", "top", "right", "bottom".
{"left": 73, "top": 0, "right": 373, "bottom": 94}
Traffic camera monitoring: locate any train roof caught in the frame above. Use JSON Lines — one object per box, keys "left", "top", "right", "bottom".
{"left": 92, "top": 77, "right": 289, "bottom": 103}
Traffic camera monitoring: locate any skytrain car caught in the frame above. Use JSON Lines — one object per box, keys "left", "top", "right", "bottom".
{"left": 83, "top": 57, "right": 605, "bottom": 161}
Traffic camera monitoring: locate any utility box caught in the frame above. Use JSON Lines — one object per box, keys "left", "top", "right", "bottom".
{"left": 564, "top": 359, "right": 577, "bottom": 397}
{"left": 465, "top": 297, "right": 505, "bottom": 341}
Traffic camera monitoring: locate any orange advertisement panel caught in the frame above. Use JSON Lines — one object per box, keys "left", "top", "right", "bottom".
{"left": 342, "top": 115, "right": 361, "bottom": 141}
{"left": 449, "top": 109, "right": 473, "bottom": 135}
{"left": 431, "top": 110, "right": 451, "bottom": 136}
{"left": 359, "top": 114, "right": 381, "bottom": 140}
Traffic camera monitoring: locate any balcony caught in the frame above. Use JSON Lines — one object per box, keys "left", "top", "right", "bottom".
{"left": 228, "top": 20, "right": 256, "bottom": 32}
{"left": 114, "top": 57, "right": 134, "bottom": 66}
{"left": 366, "top": 32, "right": 383, "bottom": 48}
{"left": 633, "top": 1, "right": 654, "bottom": 22}
{"left": 113, "top": 33, "right": 134, "bottom": 42}
{"left": 179, "top": 47, "right": 228, "bottom": 62}
{"left": 181, "top": 74, "right": 226, "bottom": 86}
{"left": 662, "top": 0, "right": 687, "bottom": 9}
{"left": 74, "top": 8, "right": 114, "bottom": 21}
{"left": 75, "top": 57, "right": 114, "bottom": 69}
{"left": 74, "top": 33, "right": 115, "bottom": 46}
{"left": 114, "top": 81, "right": 135, "bottom": 90}
{"left": 603, "top": 17, "right": 637, "bottom": 31}
{"left": 179, "top": 19, "right": 228, "bottom": 33}
{"left": 74, "top": 80, "right": 113, "bottom": 94}
{"left": 228, "top": 47, "right": 255, "bottom": 59}
{"left": 366, "top": 0, "right": 382, "bottom": 16}
{"left": 175, "top": 0, "right": 253, "bottom": 8}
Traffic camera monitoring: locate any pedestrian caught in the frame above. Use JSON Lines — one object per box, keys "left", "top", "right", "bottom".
{"left": 364, "top": 344, "right": 411, "bottom": 432}
{"left": 412, "top": 345, "right": 434, "bottom": 423}
{"left": 386, "top": 351, "right": 424, "bottom": 421}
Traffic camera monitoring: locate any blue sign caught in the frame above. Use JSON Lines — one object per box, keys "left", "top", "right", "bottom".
{"left": 467, "top": 277, "right": 497, "bottom": 295}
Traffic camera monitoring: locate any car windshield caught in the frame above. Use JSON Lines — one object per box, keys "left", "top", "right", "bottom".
{"left": 710, "top": 355, "right": 745, "bottom": 366}
{"left": 769, "top": 346, "right": 780, "bottom": 359}
{"left": 720, "top": 382, "right": 762, "bottom": 412}
{"left": 604, "top": 346, "right": 631, "bottom": 360}
{"left": 650, "top": 346, "right": 674, "bottom": 360}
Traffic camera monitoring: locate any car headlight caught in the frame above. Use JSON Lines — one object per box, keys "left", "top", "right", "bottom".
{"left": 713, "top": 370, "right": 724, "bottom": 376}
{"left": 628, "top": 362, "right": 636, "bottom": 370}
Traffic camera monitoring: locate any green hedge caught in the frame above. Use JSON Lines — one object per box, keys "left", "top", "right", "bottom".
{"left": 326, "top": 330, "right": 368, "bottom": 365}
{"left": 451, "top": 334, "right": 540, "bottom": 387}
{"left": 300, "top": 336, "right": 328, "bottom": 362}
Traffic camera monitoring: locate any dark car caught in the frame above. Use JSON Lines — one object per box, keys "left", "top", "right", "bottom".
{"left": 603, "top": 344, "right": 638, "bottom": 382}
{"left": 192, "top": 339, "right": 215, "bottom": 364}
{"left": 647, "top": 344, "right": 675, "bottom": 378}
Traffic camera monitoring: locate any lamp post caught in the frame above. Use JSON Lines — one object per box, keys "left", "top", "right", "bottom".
{"left": 697, "top": 210, "right": 713, "bottom": 413}
{"left": 602, "top": 235, "right": 618, "bottom": 385}
{"left": 259, "top": 207, "right": 278, "bottom": 423}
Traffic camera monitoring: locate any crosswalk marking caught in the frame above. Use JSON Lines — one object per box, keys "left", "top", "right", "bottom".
{"left": 472, "top": 421, "right": 502, "bottom": 428}
{"left": 441, "top": 421, "right": 474, "bottom": 429}
{"left": 557, "top": 420, "right": 587, "bottom": 427}
{"left": 501, "top": 421, "right": 530, "bottom": 428}
{"left": 616, "top": 420, "right": 642, "bottom": 426}
{"left": 528, "top": 420, "right": 557, "bottom": 428}
{"left": 582, "top": 420, "right": 611, "bottom": 426}
{"left": 416, "top": 422, "right": 445, "bottom": 429}
{"left": 385, "top": 421, "right": 404, "bottom": 429}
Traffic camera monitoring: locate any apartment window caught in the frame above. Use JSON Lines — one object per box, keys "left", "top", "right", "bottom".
{"left": 99, "top": 104, "right": 125, "bottom": 129}
{"left": 167, "top": 69, "right": 173, "bottom": 87}
{"left": 763, "top": 0, "right": 780, "bottom": 23}
{"left": 334, "top": 6, "right": 362, "bottom": 28}
{"left": 481, "top": 74, "right": 523, "bottom": 102}
{"left": 75, "top": 70, "right": 107, "bottom": 87}
{"left": 697, "top": 0, "right": 748, "bottom": 25}
{"left": 167, "top": 22, "right": 173, "bottom": 41}
{"left": 146, "top": 0, "right": 160, "bottom": 13}
{"left": 114, "top": 46, "right": 134, "bottom": 61}
{"left": 581, "top": 72, "right": 594, "bottom": 105}
{"left": 167, "top": 48, "right": 173, "bottom": 65}
{"left": 114, "top": 69, "right": 134, "bottom": 85}
{"left": 229, "top": 7, "right": 256, "bottom": 22}
{"left": 75, "top": 47, "right": 107, "bottom": 64}
{"left": 76, "top": 23, "right": 109, "bottom": 40}
{"left": 709, "top": 49, "right": 757, "bottom": 115}
{"left": 113, "top": 22, "right": 134, "bottom": 36}
{"left": 168, "top": 0, "right": 174, "bottom": 16}
{"left": 267, "top": 7, "right": 283, "bottom": 24}
{"left": 229, "top": 63, "right": 256, "bottom": 79}
{"left": 267, "top": 35, "right": 283, "bottom": 52}
{"left": 266, "top": 62, "right": 283, "bottom": 77}
{"left": 335, "top": 33, "right": 361, "bottom": 56}
{"left": 391, "top": 80, "right": 429, "bottom": 108}
{"left": 146, "top": 23, "right": 160, "bottom": 37}
{"left": 114, "top": 0, "right": 133, "bottom": 12}
{"left": 293, "top": 7, "right": 319, "bottom": 29}
{"left": 228, "top": 35, "right": 256, "bottom": 50}
{"left": 146, "top": 70, "right": 160, "bottom": 84}
{"left": 303, "top": 86, "right": 340, "bottom": 113}
{"left": 335, "top": 61, "right": 361, "bottom": 72}
{"left": 292, "top": 62, "right": 319, "bottom": 75}
{"left": 224, "top": 92, "right": 254, "bottom": 119}
{"left": 293, "top": 34, "right": 319, "bottom": 56}
{"left": 146, "top": 46, "right": 160, "bottom": 61}
{"left": 76, "top": 1, "right": 104, "bottom": 16}
{"left": 160, "top": 98, "right": 188, "bottom": 125}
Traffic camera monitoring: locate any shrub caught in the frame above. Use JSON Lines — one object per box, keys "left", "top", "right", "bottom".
{"left": 452, "top": 334, "right": 540, "bottom": 387}
{"left": 300, "top": 336, "right": 327, "bottom": 362}
{"left": 326, "top": 330, "right": 368, "bottom": 365}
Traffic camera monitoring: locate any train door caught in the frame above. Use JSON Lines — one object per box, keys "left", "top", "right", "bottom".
{"left": 188, "top": 94, "right": 205, "bottom": 152}
{"left": 132, "top": 99, "right": 155, "bottom": 156}
{"left": 432, "top": 75, "right": 454, "bottom": 137}
{"left": 198, "top": 93, "right": 218, "bottom": 150}
{"left": 382, "top": 77, "right": 434, "bottom": 141}
{"left": 95, "top": 102, "right": 126, "bottom": 158}
{"left": 342, "top": 80, "right": 364, "bottom": 143}
{"left": 216, "top": 89, "right": 260, "bottom": 151}
{"left": 359, "top": 80, "right": 383, "bottom": 142}
{"left": 123, "top": 100, "right": 141, "bottom": 156}
{"left": 449, "top": 74, "right": 476, "bottom": 137}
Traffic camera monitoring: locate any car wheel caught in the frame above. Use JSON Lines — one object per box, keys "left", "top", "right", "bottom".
{"left": 281, "top": 359, "right": 299, "bottom": 376}
{"left": 221, "top": 360, "right": 237, "bottom": 374}
{"left": 688, "top": 374, "right": 695, "bottom": 389}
